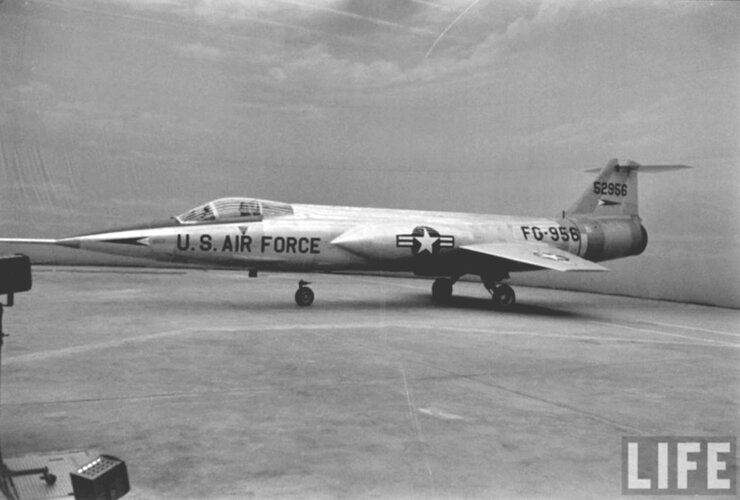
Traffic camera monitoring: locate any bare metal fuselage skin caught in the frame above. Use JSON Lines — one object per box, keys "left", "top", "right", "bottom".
{"left": 57, "top": 204, "right": 646, "bottom": 278}
{"left": 3, "top": 159, "right": 688, "bottom": 307}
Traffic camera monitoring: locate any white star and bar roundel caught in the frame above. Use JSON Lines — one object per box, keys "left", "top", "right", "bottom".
{"left": 533, "top": 250, "right": 570, "bottom": 262}
{"left": 396, "top": 226, "right": 455, "bottom": 256}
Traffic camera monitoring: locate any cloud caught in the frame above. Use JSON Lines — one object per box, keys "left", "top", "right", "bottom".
{"left": 52, "top": 0, "right": 541, "bottom": 94}
{"left": 261, "top": 0, "right": 605, "bottom": 92}
{"left": 519, "top": 97, "right": 673, "bottom": 149}
{"left": 0, "top": 81, "right": 57, "bottom": 110}
{"left": 234, "top": 100, "right": 327, "bottom": 120}
{"left": 36, "top": 0, "right": 716, "bottom": 105}
{"left": 114, "top": 0, "right": 354, "bottom": 24}
{"left": 177, "top": 42, "right": 224, "bottom": 61}
{"left": 268, "top": 44, "right": 403, "bottom": 89}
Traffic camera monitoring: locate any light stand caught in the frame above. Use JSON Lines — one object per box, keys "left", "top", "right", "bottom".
{"left": 0, "top": 255, "right": 56, "bottom": 500}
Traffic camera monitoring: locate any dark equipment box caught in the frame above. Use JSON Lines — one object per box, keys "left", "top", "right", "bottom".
{"left": 0, "top": 254, "right": 31, "bottom": 295}
{"left": 70, "top": 455, "right": 130, "bottom": 500}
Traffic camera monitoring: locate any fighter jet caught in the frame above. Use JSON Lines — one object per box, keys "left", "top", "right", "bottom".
{"left": 1, "top": 159, "right": 689, "bottom": 307}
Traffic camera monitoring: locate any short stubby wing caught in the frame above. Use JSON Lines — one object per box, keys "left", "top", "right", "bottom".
{"left": 460, "top": 242, "right": 608, "bottom": 272}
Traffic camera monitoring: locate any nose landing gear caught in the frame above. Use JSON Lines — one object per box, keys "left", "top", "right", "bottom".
{"left": 295, "top": 280, "right": 314, "bottom": 307}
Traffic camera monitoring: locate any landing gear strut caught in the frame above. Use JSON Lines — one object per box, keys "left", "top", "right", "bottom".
{"left": 482, "top": 274, "right": 516, "bottom": 309}
{"left": 431, "top": 277, "right": 456, "bottom": 302}
{"left": 295, "top": 280, "right": 314, "bottom": 307}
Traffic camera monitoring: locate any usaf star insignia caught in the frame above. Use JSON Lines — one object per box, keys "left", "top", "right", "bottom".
{"left": 396, "top": 226, "right": 455, "bottom": 256}
{"left": 533, "top": 250, "right": 570, "bottom": 262}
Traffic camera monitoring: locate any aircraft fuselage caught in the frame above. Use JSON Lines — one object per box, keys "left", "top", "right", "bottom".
{"left": 58, "top": 204, "right": 645, "bottom": 277}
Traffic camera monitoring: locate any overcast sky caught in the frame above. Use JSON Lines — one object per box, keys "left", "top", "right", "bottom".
{"left": 0, "top": 0, "right": 738, "bottom": 306}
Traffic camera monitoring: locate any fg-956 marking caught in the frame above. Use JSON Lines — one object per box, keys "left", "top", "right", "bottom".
{"left": 520, "top": 226, "right": 580, "bottom": 242}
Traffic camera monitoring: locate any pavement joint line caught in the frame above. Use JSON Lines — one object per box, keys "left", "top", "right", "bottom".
{"left": 1, "top": 367, "right": 504, "bottom": 408}
{"left": 468, "top": 376, "right": 647, "bottom": 435}
{"left": 361, "top": 326, "right": 731, "bottom": 436}
{"left": 412, "top": 353, "right": 708, "bottom": 381}
{"left": 290, "top": 325, "right": 664, "bottom": 436}
{"left": 3, "top": 327, "right": 203, "bottom": 365}
{"left": 400, "top": 324, "right": 740, "bottom": 349}
{"left": 0, "top": 372, "right": 415, "bottom": 407}
{"left": 3, "top": 322, "right": 396, "bottom": 364}
{"left": 0, "top": 387, "right": 278, "bottom": 407}
{"left": 399, "top": 355, "right": 648, "bottom": 435}
{"left": 398, "top": 361, "right": 435, "bottom": 484}
{"left": 586, "top": 320, "right": 740, "bottom": 348}
{"left": 34, "top": 268, "right": 188, "bottom": 275}
{"left": 7, "top": 320, "right": 738, "bottom": 366}
{"left": 636, "top": 320, "right": 740, "bottom": 338}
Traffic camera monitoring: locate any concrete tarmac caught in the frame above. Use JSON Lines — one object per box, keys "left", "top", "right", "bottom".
{"left": 0, "top": 267, "right": 738, "bottom": 499}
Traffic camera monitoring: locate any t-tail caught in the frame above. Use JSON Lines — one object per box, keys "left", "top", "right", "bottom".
{"left": 566, "top": 158, "right": 691, "bottom": 217}
{"left": 563, "top": 158, "right": 691, "bottom": 262}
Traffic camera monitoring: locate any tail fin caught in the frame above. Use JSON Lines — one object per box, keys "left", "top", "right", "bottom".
{"left": 565, "top": 158, "right": 691, "bottom": 217}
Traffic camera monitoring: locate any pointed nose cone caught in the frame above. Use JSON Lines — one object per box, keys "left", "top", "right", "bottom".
{"left": 56, "top": 237, "right": 82, "bottom": 249}
{"left": 31, "top": 219, "right": 178, "bottom": 263}
{"left": 56, "top": 220, "right": 169, "bottom": 258}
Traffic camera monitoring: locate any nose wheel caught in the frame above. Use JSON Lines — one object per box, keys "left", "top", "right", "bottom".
{"left": 295, "top": 280, "right": 314, "bottom": 307}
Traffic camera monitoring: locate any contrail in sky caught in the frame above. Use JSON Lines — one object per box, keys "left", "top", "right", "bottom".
{"left": 277, "top": 0, "right": 438, "bottom": 36}
{"left": 424, "top": 0, "right": 483, "bottom": 60}
{"left": 410, "top": 0, "right": 454, "bottom": 11}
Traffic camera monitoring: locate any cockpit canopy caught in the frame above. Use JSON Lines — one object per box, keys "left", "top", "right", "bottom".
{"left": 175, "top": 197, "right": 293, "bottom": 224}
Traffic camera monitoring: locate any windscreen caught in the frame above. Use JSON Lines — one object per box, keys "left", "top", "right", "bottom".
{"left": 175, "top": 197, "right": 292, "bottom": 223}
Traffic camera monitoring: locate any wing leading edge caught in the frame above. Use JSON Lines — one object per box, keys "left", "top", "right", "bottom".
{"left": 460, "top": 242, "right": 608, "bottom": 272}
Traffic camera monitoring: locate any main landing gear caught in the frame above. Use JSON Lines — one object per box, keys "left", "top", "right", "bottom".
{"left": 431, "top": 275, "right": 516, "bottom": 309}
{"left": 483, "top": 278, "right": 516, "bottom": 309}
{"left": 295, "top": 280, "right": 315, "bottom": 307}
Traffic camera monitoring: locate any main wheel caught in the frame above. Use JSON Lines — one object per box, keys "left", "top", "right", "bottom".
{"left": 431, "top": 278, "right": 453, "bottom": 302}
{"left": 492, "top": 284, "right": 515, "bottom": 309}
{"left": 295, "top": 286, "right": 315, "bottom": 307}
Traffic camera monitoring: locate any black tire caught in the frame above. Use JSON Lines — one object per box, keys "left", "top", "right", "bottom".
{"left": 492, "top": 284, "right": 515, "bottom": 309}
{"left": 431, "top": 278, "right": 453, "bottom": 302}
{"left": 295, "top": 286, "right": 315, "bottom": 307}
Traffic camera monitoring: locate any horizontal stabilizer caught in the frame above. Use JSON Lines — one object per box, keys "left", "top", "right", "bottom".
{"left": 585, "top": 162, "right": 692, "bottom": 173}
{"left": 461, "top": 242, "right": 608, "bottom": 272}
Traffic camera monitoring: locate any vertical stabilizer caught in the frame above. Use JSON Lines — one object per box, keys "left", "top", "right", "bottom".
{"left": 565, "top": 159, "right": 691, "bottom": 218}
